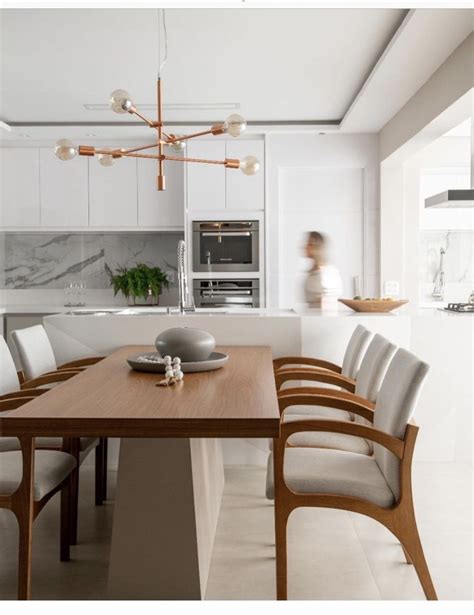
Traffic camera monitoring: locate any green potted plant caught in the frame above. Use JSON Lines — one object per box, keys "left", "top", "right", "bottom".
{"left": 109, "top": 263, "right": 169, "bottom": 306}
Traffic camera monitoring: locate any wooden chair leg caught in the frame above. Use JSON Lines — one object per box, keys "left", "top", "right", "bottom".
{"left": 401, "top": 544, "right": 413, "bottom": 564}
{"left": 101, "top": 438, "right": 108, "bottom": 502}
{"left": 396, "top": 511, "right": 437, "bottom": 600}
{"left": 69, "top": 463, "right": 80, "bottom": 545}
{"left": 15, "top": 505, "right": 34, "bottom": 600}
{"left": 274, "top": 504, "right": 290, "bottom": 600}
{"left": 95, "top": 440, "right": 104, "bottom": 506}
{"left": 60, "top": 482, "right": 71, "bottom": 562}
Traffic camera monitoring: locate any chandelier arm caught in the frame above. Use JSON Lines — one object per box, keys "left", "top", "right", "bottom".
{"left": 119, "top": 152, "right": 164, "bottom": 160}
{"left": 129, "top": 109, "right": 157, "bottom": 128}
{"left": 117, "top": 142, "right": 163, "bottom": 155}
{"left": 157, "top": 78, "right": 165, "bottom": 190}
{"left": 164, "top": 155, "right": 240, "bottom": 169}
{"left": 166, "top": 126, "right": 225, "bottom": 144}
{"left": 86, "top": 148, "right": 160, "bottom": 158}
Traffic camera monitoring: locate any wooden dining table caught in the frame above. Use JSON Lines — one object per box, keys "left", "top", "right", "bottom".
{"left": 0, "top": 345, "right": 280, "bottom": 599}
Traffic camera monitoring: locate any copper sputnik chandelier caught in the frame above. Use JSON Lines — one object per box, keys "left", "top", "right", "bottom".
{"left": 54, "top": 10, "right": 260, "bottom": 191}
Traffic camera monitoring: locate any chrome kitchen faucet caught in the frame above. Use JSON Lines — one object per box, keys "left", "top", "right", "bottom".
{"left": 177, "top": 240, "right": 196, "bottom": 314}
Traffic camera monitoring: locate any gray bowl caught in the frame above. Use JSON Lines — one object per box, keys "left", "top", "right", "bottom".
{"left": 155, "top": 327, "right": 216, "bottom": 362}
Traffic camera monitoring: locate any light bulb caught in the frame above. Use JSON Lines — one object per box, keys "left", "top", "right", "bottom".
{"left": 169, "top": 139, "right": 186, "bottom": 153}
{"left": 54, "top": 139, "right": 78, "bottom": 161}
{"left": 224, "top": 113, "right": 246, "bottom": 137}
{"left": 97, "top": 148, "right": 116, "bottom": 167}
{"left": 239, "top": 155, "right": 260, "bottom": 176}
{"left": 109, "top": 89, "right": 134, "bottom": 114}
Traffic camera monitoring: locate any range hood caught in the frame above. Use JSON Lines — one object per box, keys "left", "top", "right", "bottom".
{"left": 424, "top": 189, "right": 474, "bottom": 208}
{"left": 425, "top": 128, "right": 473, "bottom": 208}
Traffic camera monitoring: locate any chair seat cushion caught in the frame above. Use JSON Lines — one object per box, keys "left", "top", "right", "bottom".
{"left": 284, "top": 404, "right": 352, "bottom": 421}
{"left": 0, "top": 450, "right": 77, "bottom": 501}
{"left": 284, "top": 414, "right": 372, "bottom": 455}
{"left": 0, "top": 436, "right": 98, "bottom": 458}
{"left": 269, "top": 412, "right": 370, "bottom": 454}
{"left": 283, "top": 447, "right": 395, "bottom": 508}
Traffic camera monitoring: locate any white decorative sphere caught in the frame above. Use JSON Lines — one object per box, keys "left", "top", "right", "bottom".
{"left": 173, "top": 357, "right": 181, "bottom": 364}
{"left": 163, "top": 355, "right": 172, "bottom": 364}
{"left": 165, "top": 370, "right": 174, "bottom": 379}
{"left": 175, "top": 370, "right": 184, "bottom": 380}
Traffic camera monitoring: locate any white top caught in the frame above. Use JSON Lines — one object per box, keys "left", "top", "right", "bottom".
{"left": 304, "top": 265, "right": 343, "bottom": 307}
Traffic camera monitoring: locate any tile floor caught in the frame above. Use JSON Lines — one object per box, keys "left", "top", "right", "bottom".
{"left": 0, "top": 462, "right": 472, "bottom": 600}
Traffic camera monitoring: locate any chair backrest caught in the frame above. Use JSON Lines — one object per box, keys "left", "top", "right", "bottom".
{"left": 0, "top": 335, "right": 21, "bottom": 395}
{"left": 341, "top": 324, "right": 372, "bottom": 379}
{"left": 11, "top": 325, "right": 58, "bottom": 381}
{"left": 374, "top": 348, "right": 430, "bottom": 500}
{"left": 354, "top": 334, "right": 397, "bottom": 403}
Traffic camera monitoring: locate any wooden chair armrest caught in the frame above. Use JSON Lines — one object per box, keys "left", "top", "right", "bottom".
{"left": 0, "top": 389, "right": 47, "bottom": 401}
{"left": 58, "top": 356, "right": 104, "bottom": 369}
{"left": 21, "top": 370, "right": 80, "bottom": 389}
{"left": 40, "top": 368, "right": 84, "bottom": 378}
{"left": 278, "top": 418, "right": 404, "bottom": 459}
{"left": 273, "top": 356, "right": 342, "bottom": 373}
{"left": 278, "top": 392, "right": 374, "bottom": 422}
{"left": 275, "top": 367, "right": 356, "bottom": 393}
{"left": 0, "top": 396, "right": 37, "bottom": 412}
{"left": 278, "top": 386, "right": 375, "bottom": 409}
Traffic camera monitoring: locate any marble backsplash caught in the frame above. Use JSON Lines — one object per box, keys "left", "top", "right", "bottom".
{"left": 3, "top": 232, "right": 183, "bottom": 291}
{"left": 419, "top": 230, "right": 473, "bottom": 304}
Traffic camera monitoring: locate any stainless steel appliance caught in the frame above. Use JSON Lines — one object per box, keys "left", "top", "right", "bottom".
{"left": 192, "top": 221, "right": 259, "bottom": 272}
{"left": 193, "top": 279, "right": 260, "bottom": 308}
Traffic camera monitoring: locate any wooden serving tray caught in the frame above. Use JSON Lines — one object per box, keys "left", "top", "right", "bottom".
{"left": 338, "top": 298, "right": 408, "bottom": 313}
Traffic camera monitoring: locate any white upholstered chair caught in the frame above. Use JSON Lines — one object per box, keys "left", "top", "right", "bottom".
{"left": 274, "top": 323, "right": 371, "bottom": 382}
{"left": 266, "top": 334, "right": 397, "bottom": 498}
{"left": 273, "top": 348, "right": 436, "bottom": 600}
{"left": 11, "top": 324, "right": 103, "bottom": 381}
{"left": 2, "top": 333, "right": 106, "bottom": 544}
{"left": 0, "top": 397, "right": 76, "bottom": 599}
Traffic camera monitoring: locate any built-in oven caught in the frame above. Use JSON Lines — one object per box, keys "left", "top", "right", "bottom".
{"left": 193, "top": 279, "right": 260, "bottom": 308}
{"left": 192, "top": 221, "right": 259, "bottom": 272}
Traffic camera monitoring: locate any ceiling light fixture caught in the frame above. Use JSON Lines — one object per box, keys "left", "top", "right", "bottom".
{"left": 55, "top": 10, "right": 259, "bottom": 191}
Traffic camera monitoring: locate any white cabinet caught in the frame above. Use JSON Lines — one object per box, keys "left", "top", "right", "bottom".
{"left": 186, "top": 139, "right": 264, "bottom": 211}
{"left": 0, "top": 148, "right": 40, "bottom": 227}
{"left": 39, "top": 148, "right": 89, "bottom": 227}
{"left": 186, "top": 141, "right": 226, "bottom": 210}
{"left": 137, "top": 158, "right": 184, "bottom": 228}
{"left": 226, "top": 140, "right": 264, "bottom": 210}
{"left": 89, "top": 157, "right": 138, "bottom": 227}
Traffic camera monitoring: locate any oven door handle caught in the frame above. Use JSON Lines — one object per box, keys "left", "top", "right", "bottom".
{"left": 201, "top": 290, "right": 252, "bottom": 295}
{"left": 201, "top": 232, "right": 252, "bottom": 237}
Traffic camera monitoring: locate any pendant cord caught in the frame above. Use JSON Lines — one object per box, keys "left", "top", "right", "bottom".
{"left": 158, "top": 8, "right": 168, "bottom": 78}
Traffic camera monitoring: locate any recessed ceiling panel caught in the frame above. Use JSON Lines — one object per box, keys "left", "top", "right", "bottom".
{"left": 0, "top": 8, "right": 405, "bottom": 124}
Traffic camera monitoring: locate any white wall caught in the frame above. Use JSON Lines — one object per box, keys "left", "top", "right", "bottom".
{"left": 266, "top": 133, "right": 380, "bottom": 307}
{"left": 379, "top": 32, "right": 473, "bottom": 297}
{"left": 386, "top": 135, "right": 472, "bottom": 307}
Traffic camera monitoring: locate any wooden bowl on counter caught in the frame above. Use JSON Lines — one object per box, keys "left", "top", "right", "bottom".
{"left": 338, "top": 298, "right": 409, "bottom": 313}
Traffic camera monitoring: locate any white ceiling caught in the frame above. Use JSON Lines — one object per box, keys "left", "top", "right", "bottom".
{"left": 1, "top": 8, "right": 405, "bottom": 124}
{"left": 0, "top": 7, "right": 472, "bottom": 140}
